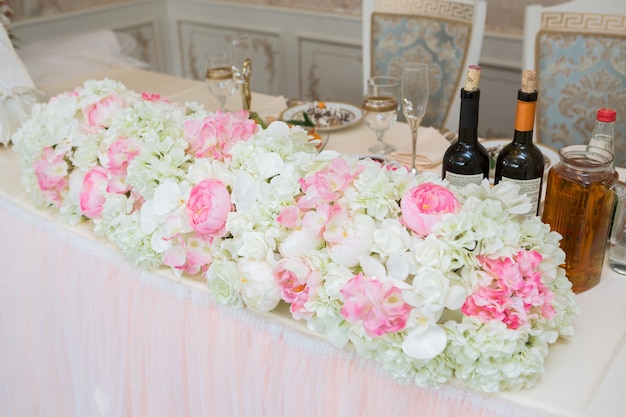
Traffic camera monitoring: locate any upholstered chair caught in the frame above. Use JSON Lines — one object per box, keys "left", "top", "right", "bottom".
{"left": 362, "top": 0, "right": 487, "bottom": 134}
{"left": 523, "top": 0, "right": 626, "bottom": 166}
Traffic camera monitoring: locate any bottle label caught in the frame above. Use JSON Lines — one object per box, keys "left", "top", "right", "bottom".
{"left": 501, "top": 177, "right": 542, "bottom": 215}
{"left": 445, "top": 172, "right": 484, "bottom": 188}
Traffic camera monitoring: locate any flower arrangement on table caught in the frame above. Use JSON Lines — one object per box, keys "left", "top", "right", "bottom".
{"left": 11, "top": 79, "right": 579, "bottom": 393}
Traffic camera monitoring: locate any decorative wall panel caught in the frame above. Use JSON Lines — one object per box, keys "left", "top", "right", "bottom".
{"left": 116, "top": 21, "right": 163, "bottom": 72}
{"left": 298, "top": 36, "right": 363, "bottom": 104}
{"left": 12, "top": 0, "right": 571, "bottom": 36}
{"left": 177, "top": 20, "right": 281, "bottom": 96}
{"left": 7, "top": 0, "right": 537, "bottom": 138}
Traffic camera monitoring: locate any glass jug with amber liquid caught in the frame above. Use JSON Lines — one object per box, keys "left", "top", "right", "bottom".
{"left": 541, "top": 145, "right": 626, "bottom": 293}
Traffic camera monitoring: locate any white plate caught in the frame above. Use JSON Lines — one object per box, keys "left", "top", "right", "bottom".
{"left": 479, "top": 139, "right": 559, "bottom": 173}
{"left": 279, "top": 101, "right": 363, "bottom": 132}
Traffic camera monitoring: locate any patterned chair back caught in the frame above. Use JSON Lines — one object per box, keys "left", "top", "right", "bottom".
{"left": 362, "top": 0, "right": 487, "bottom": 134}
{"left": 523, "top": 1, "right": 626, "bottom": 166}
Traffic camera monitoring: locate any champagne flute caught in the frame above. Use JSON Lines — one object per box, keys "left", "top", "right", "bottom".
{"left": 230, "top": 35, "right": 253, "bottom": 86}
{"left": 401, "top": 63, "right": 429, "bottom": 174}
{"left": 363, "top": 75, "right": 400, "bottom": 156}
{"left": 205, "top": 51, "right": 236, "bottom": 110}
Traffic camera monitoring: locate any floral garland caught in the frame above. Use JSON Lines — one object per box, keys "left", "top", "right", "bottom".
{"left": 11, "top": 79, "right": 579, "bottom": 392}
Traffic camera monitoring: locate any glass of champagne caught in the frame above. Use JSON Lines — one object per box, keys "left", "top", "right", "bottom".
{"left": 205, "top": 51, "right": 236, "bottom": 110}
{"left": 401, "top": 63, "right": 429, "bottom": 174}
{"left": 362, "top": 75, "right": 400, "bottom": 157}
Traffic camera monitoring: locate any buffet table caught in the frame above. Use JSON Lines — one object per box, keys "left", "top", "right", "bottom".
{"left": 1, "top": 67, "right": 625, "bottom": 417}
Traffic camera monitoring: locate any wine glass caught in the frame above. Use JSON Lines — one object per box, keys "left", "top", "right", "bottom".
{"left": 230, "top": 35, "right": 253, "bottom": 85}
{"left": 362, "top": 75, "right": 400, "bottom": 156}
{"left": 205, "top": 51, "right": 236, "bottom": 110}
{"left": 401, "top": 63, "right": 429, "bottom": 174}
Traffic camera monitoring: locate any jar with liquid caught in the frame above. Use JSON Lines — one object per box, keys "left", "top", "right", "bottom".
{"left": 541, "top": 145, "right": 626, "bottom": 293}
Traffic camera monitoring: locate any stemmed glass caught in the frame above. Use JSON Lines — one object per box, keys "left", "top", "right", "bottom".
{"left": 230, "top": 35, "right": 253, "bottom": 84}
{"left": 230, "top": 35, "right": 254, "bottom": 110}
{"left": 205, "top": 51, "right": 236, "bottom": 110}
{"left": 362, "top": 75, "right": 400, "bottom": 157}
{"left": 401, "top": 63, "right": 429, "bottom": 174}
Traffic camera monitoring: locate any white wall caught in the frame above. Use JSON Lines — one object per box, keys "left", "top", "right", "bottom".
{"left": 11, "top": 0, "right": 522, "bottom": 138}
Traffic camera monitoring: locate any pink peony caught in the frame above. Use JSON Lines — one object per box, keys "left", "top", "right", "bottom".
{"left": 340, "top": 273, "right": 411, "bottom": 338}
{"left": 79, "top": 167, "right": 108, "bottom": 218}
{"left": 186, "top": 179, "right": 232, "bottom": 236}
{"left": 273, "top": 257, "right": 320, "bottom": 320}
{"left": 400, "top": 183, "right": 460, "bottom": 236}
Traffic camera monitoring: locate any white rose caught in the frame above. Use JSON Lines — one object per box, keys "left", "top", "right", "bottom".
{"left": 327, "top": 213, "right": 375, "bottom": 268}
{"left": 279, "top": 228, "right": 322, "bottom": 258}
{"left": 206, "top": 260, "right": 242, "bottom": 307}
{"left": 237, "top": 231, "right": 273, "bottom": 261}
{"left": 226, "top": 211, "right": 255, "bottom": 237}
{"left": 371, "top": 218, "right": 412, "bottom": 259}
{"left": 240, "top": 260, "right": 281, "bottom": 312}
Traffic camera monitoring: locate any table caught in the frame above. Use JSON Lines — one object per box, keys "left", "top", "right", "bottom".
{"left": 1, "top": 67, "right": 625, "bottom": 417}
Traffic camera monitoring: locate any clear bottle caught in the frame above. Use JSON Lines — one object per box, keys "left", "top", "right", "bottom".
{"left": 494, "top": 70, "right": 544, "bottom": 215}
{"left": 442, "top": 65, "right": 489, "bottom": 188}
{"left": 596, "top": 108, "right": 626, "bottom": 275}
{"left": 588, "top": 107, "right": 617, "bottom": 173}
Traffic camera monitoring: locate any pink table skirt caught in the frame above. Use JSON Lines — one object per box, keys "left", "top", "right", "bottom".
{"left": 0, "top": 190, "right": 546, "bottom": 417}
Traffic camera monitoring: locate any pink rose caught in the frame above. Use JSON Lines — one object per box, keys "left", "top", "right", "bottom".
{"left": 400, "top": 183, "right": 460, "bottom": 236}
{"left": 105, "top": 136, "right": 141, "bottom": 193}
{"left": 462, "top": 250, "right": 555, "bottom": 329}
{"left": 34, "top": 147, "right": 68, "bottom": 192}
{"left": 297, "top": 157, "right": 362, "bottom": 209}
{"left": 277, "top": 205, "right": 301, "bottom": 229}
{"left": 186, "top": 179, "right": 232, "bottom": 236}
{"left": 106, "top": 136, "right": 141, "bottom": 176}
{"left": 79, "top": 167, "right": 108, "bottom": 218}
{"left": 163, "top": 234, "right": 213, "bottom": 275}
{"left": 81, "top": 94, "right": 125, "bottom": 131}
{"left": 340, "top": 273, "right": 411, "bottom": 337}
{"left": 183, "top": 110, "right": 256, "bottom": 160}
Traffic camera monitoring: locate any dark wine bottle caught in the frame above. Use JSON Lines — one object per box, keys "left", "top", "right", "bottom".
{"left": 442, "top": 65, "right": 489, "bottom": 188}
{"left": 494, "top": 69, "right": 544, "bottom": 215}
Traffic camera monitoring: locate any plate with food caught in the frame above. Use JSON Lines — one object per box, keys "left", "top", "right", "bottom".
{"left": 479, "top": 139, "right": 559, "bottom": 174}
{"left": 279, "top": 101, "right": 363, "bottom": 132}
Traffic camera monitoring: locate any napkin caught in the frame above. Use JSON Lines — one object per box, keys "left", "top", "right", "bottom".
{"left": 0, "top": 24, "right": 39, "bottom": 146}
{"left": 388, "top": 126, "right": 451, "bottom": 169}
{"left": 251, "top": 93, "right": 288, "bottom": 120}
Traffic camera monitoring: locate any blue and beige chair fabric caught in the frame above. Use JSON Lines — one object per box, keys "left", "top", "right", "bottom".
{"left": 523, "top": 0, "right": 626, "bottom": 166}
{"left": 362, "top": 0, "right": 487, "bottom": 133}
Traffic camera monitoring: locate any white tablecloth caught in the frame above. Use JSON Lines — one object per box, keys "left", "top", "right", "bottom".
{"left": 1, "top": 67, "right": 625, "bottom": 417}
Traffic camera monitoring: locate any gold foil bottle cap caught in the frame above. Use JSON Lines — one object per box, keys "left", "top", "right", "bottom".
{"left": 464, "top": 65, "right": 482, "bottom": 91}
{"left": 521, "top": 70, "right": 537, "bottom": 93}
